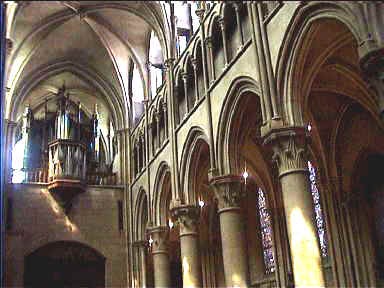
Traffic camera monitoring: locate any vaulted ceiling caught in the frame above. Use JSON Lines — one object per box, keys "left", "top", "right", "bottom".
{"left": 6, "top": 1, "right": 170, "bottom": 129}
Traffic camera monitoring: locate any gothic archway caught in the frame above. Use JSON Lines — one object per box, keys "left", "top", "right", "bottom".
{"left": 24, "top": 241, "right": 105, "bottom": 288}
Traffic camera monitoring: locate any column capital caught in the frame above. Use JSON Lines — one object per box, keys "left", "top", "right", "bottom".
{"left": 6, "top": 38, "right": 13, "bottom": 56}
{"left": 191, "top": 58, "right": 199, "bottom": 70}
{"left": 263, "top": 126, "right": 309, "bottom": 178}
{"left": 4, "top": 119, "right": 17, "bottom": 128}
{"left": 147, "top": 225, "right": 169, "bottom": 255}
{"left": 204, "top": 36, "right": 212, "bottom": 48}
{"left": 218, "top": 16, "right": 225, "bottom": 29}
{"left": 164, "top": 58, "right": 175, "bottom": 70}
{"left": 132, "top": 240, "right": 148, "bottom": 249}
{"left": 181, "top": 71, "right": 189, "bottom": 81}
{"left": 170, "top": 204, "right": 200, "bottom": 237}
{"left": 209, "top": 174, "right": 245, "bottom": 210}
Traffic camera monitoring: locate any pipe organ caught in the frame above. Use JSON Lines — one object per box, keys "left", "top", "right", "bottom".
{"left": 13, "top": 84, "right": 116, "bottom": 212}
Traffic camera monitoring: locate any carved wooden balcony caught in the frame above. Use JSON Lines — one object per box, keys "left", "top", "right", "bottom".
{"left": 47, "top": 139, "right": 87, "bottom": 213}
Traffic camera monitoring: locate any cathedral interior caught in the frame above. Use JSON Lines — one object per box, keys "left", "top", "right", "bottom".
{"left": 1, "top": 1, "right": 384, "bottom": 287}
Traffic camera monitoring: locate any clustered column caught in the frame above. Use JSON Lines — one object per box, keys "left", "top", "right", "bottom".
{"left": 171, "top": 204, "right": 202, "bottom": 288}
{"left": 147, "top": 226, "right": 171, "bottom": 287}
{"left": 133, "top": 240, "right": 148, "bottom": 288}
{"left": 210, "top": 175, "right": 249, "bottom": 288}
{"left": 263, "top": 127, "right": 325, "bottom": 287}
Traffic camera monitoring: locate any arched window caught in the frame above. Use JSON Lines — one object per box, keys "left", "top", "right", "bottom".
{"left": 308, "top": 161, "right": 328, "bottom": 258}
{"left": 149, "top": 31, "right": 164, "bottom": 99}
{"left": 12, "top": 136, "right": 27, "bottom": 183}
{"left": 174, "top": 2, "right": 193, "bottom": 57}
{"left": 257, "top": 187, "right": 276, "bottom": 274}
{"left": 132, "top": 63, "right": 145, "bottom": 125}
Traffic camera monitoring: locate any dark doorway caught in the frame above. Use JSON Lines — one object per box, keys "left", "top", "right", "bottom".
{"left": 24, "top": 241, "right": 105, "bottom": 288}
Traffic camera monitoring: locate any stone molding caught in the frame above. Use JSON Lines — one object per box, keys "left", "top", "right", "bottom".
{"left": 146, "top": 225, "right": 169, "bottom": 255}
{"left": 132, "top": 240, "right": 148, "bottom": 249}
{"left": 170, "top": 204, "right": 200, "bottom": 237}
{"left": 209, "top": 174, "right": 245, "bottom": 210}
{"left": 263, "top": 126, "right": 309, "bottom": 178}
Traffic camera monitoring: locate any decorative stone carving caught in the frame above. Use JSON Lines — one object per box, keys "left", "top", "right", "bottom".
{"left": 263, "top": 126, "right": 308, "bottom": 177}
{"left": 171, "top": 205, "right": 200, "bottom": 236}
{"left": 209, "top": 175, "right": 245, "bottom": 210}
{"left": 147, "top": 225, "right": 169, "bottom": 255}
{"left": 132, "top": 240, "right": 148, "bottom": 249}
{"left": 6, "top": 38, "right": 13, "bottom": 56}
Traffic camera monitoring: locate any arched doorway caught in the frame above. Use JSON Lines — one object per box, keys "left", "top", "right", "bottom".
{"left": 24, "top": 241, "right": 105, "bottom": 288}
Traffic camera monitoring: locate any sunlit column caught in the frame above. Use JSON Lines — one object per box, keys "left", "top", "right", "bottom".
{"left": 210, "top": 175, "right": 249, "bottom": 288}
{"left": 147, "top": 226, "right": 171, "bottom": 287}
{"left": 264, "top": 127, "right": 325, "bottom": 287}
{"left": 171, "top": 205, "right": 202, "bottom": 288}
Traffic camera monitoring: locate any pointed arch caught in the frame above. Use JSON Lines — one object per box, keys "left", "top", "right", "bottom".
{"left": 275, "top": 2, "right": 364, "bottom": 126}
{"left": 216, "top": 76, "right": 261, "bottom": 175}
{"left": 179, "top": 126, "right": 210, "bottom": 205}
{"left": 152, "top": 161, "right": 171, "bottom": 226}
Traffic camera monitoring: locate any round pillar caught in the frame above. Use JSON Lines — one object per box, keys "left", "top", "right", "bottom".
{"left": 210, "top": 175, "right": 249, "bottom": 288}
{"left": 171, "top": 205, "right": 202, "bottom": 288}
{"left": 147, "top": 226, "right": 171, "bottom": 288}
{"left": 264, "top": 127, "right": 325, "bottom": 287}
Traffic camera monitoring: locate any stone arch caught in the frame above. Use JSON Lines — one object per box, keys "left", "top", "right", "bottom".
{"left": 24, "top": 240, "right": 106, "bottom": 287}
{"left": 9, "top": 60, "right": 126, "bottom": 130}
{"left": 152, "top": 161, "right": 171, "bottom": 226}
{"left": 179, "top": 126, "right": 210, "bottom": 205}
{"left": 216, "top": 76, "right": 261, "bottom": 175}
{"left": 276, "top": 2, "right": 365, "bottom": 126}
{"left": 134, "top": 188, "right": 149, "bottom": 241}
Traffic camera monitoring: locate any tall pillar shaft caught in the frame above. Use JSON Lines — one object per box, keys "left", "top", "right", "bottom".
{"left": 264, "top": 127, "right": 325, "bottom": 287}
{"left": 171, "top": 205, "right": 202, "bottom": 288}
{"left": 210, "top": 175, "right": 248, "bottom": 288}
{"left": 148, "top": 226, "right": 171, "bottom": 288}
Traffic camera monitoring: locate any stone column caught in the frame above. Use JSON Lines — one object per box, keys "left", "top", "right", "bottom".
{"left": 155, "top": 111, "right": 161, "bottom": 150}
{"left": 162, "top": 102, "right": 168, "bottom": 140}
{"left": 234, "top": 4, "right": 244, "bottom": 49}
{"left": 147, "top": 226, "right": 171, "bottom": 287}
{"left": 182, "top": 72, "right": 189, "bottom": 114}
{"left": 204, "top": 37, "right": 215, "bottom": 82}
{"left": 191, "top": 58, "right": 199, "bottom": 103}
{"left": 133, "top": 240, "right": 148, "bottom": 288}
{"left": 171, "top": 205, "right": 202, "bottom": 288}
{"left": 209, "top": 175, "right": 249, "bottom": 288}
{"left": 263, "top": 127, "right": 325, "bottom": 287}
{"left": 218, "top": 17, "right": 229, "bottom": 67}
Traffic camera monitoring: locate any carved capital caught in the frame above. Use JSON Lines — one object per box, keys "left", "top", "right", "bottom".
{"left": 204, "top": 37, "right": 212, "bottom": 49}
{"left": 171, "top": 205, "right": 200, "bottom": 237}
{"left": 209, "top": 175, "right": 245, "bottom": 210}
{"left": 6, "top": 38, "right": 13, "bottom": 56}
{"left": 147, "top": 225, "right": 169, "bottom": 255}
{"left": 263, "top": 126, "right": 309, "bottom": 178}
{"left": 181, "top": 72, "right": 188, "bottom": 82}
{"left": 191, "top": 58, "right": 199, "bottom": 71}
{"left": 164, "top": 58, "right": 175, "bottom": 70}
{"left": 218, "top": 17, "right": 225, "bottom": 30}
{"left": 195, "top": 8, "right": 206, "bottom": 22}
{"left": 132, "top": 240, "right": 148, "bottom": 249}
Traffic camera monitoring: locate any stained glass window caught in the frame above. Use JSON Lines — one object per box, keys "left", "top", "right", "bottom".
{"left": 308, "top": 161, "right": 328, "bottom": 257}
{"left": 257, "top": 187, "right": 275, "bottom": 274}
